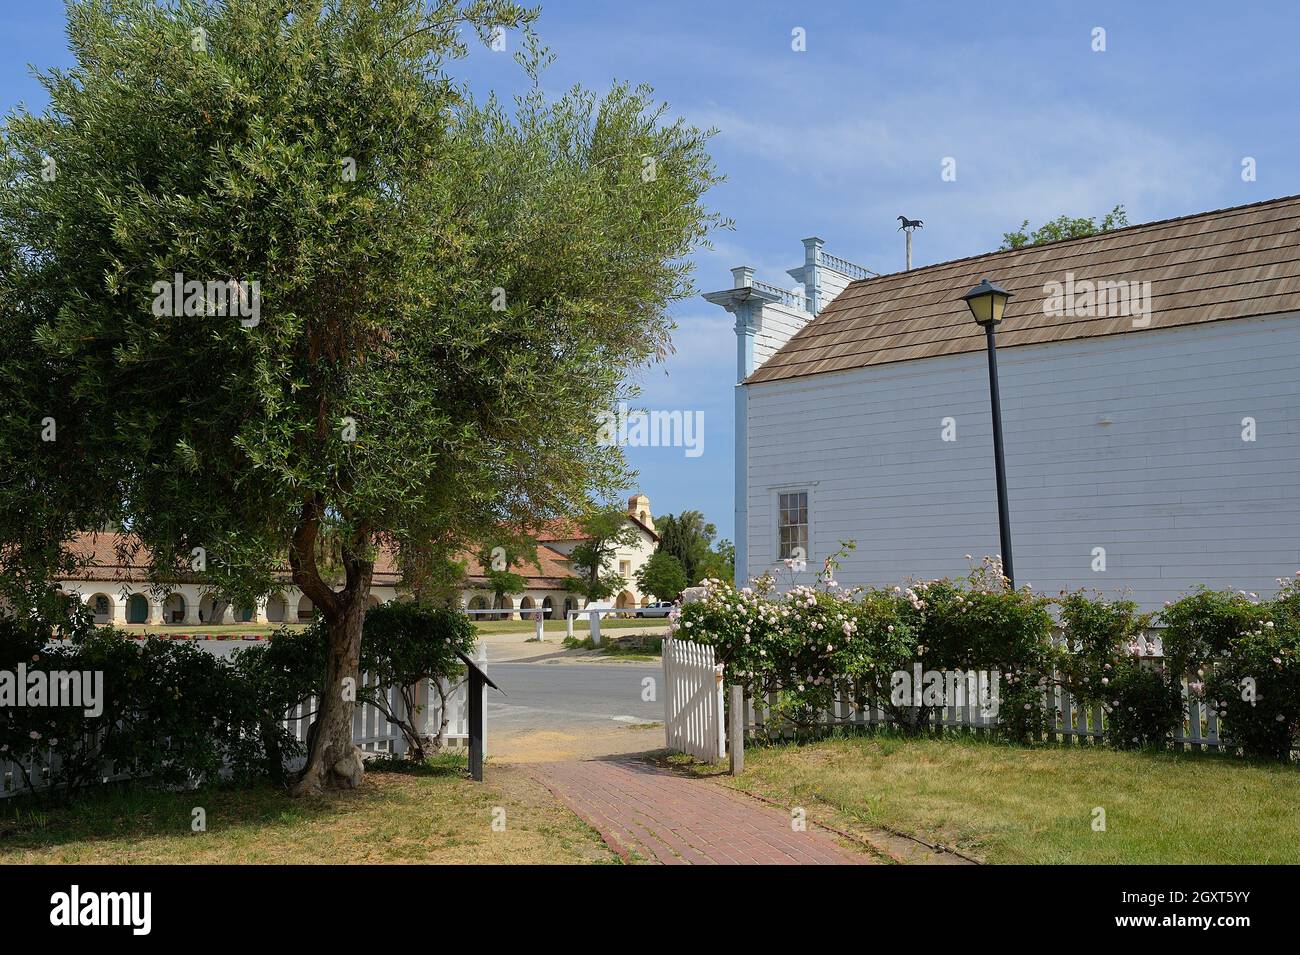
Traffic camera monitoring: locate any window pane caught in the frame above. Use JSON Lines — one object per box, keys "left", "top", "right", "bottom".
{"left": 777, "top": 490, "right": 809, "bottom": 560}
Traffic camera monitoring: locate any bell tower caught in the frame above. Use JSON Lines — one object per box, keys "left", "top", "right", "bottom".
{"left": 627, "top": 492, "right": 653, "bottom": 531}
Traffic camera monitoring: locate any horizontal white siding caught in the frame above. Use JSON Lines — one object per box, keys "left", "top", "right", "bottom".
{"left": 753, "top": 302, "right": 810, "bottom": 370}
{"left": 745, "top": 311, "right": 1300, "bottom": 609}
{"left": 817, "top": 268, "right": 855, "bottom": 306}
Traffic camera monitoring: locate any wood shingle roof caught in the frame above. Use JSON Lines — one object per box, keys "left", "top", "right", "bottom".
{"left": 747, "top": 194, "right": 1300, "bottom": 384}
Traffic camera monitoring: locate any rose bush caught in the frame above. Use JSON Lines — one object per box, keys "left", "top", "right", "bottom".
{"left": 674, "top": 551, "right": 1052, "bottom": 742}
{"left": 672, "top": 553, "right": 1300, "bottom": 760}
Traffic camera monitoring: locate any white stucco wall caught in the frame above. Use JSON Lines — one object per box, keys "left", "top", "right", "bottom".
{"left": 59, "top": 581, "right": 400, "bottom": 626}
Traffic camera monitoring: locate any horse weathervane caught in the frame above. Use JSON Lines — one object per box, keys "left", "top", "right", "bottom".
{"left": 897, "top": 215, "right": 923, "bottom": 270}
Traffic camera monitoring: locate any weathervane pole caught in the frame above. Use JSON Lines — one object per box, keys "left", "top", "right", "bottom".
{"left": 898, "top": 216, "right": 923, "bottom": 271}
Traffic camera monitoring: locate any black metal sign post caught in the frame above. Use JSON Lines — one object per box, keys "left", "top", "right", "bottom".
{"left": 455, "top": 648, "right": 501, "bottom": 782}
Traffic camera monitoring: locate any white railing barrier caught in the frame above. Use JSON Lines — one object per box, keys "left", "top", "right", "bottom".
{"left": 662, "top": 636, "right": 725, "bottom": 762}
{"left": 565, "top": 606, "right": 640, "bottom": 645}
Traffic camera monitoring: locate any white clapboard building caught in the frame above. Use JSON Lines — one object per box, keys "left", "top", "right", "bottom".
{"left": 706, "top": 196, "right": 1300, "bottom": 609}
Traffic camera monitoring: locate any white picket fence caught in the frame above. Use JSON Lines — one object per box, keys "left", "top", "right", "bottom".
{"left": 740, "top": 631, "right": 1242, "bottom": 750}
{"left": 662, "top": 637, "right": 725, "bottom": 762}
{"left": 281, "top": 669, "right": 473, "bottom": 770}
{"left": 664, "top": 631, "right": 1296, "bottom": 757}
{"left": 1, "top": 662, "right": 479, "bottom": 799}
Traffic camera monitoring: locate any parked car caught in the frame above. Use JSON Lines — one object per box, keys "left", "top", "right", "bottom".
{"left": 635, "top": 601, "right": 675, "bottom": 618}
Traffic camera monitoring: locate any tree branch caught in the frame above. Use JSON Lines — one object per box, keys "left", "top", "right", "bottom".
{"left": 288, "top": 496, "right": 342, "bottom": 618}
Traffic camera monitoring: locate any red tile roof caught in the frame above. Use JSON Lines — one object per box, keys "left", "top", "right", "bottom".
{"left": 64, "top": 531, "right": 575, "bottom": 591}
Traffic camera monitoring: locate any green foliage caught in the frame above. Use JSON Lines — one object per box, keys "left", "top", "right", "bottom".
{"left": 360, "top": 601, "right": 477, "bottom": 758}
{"left": 564, "top": 507, "right": 639, "bottom": 603}
{"left": 677, "top": 551, "right": 1051, "bottom": 742}
{"left": 475, "top": 532, "right": 536, "bottom": 611}
{"left": 1160, "top": 586, "right": 1265, "bottom": 676}
{"left": 999, "top": 204, "right": 1128, "bottom": 250}
{"left": 676, "top": 556, "right": 1300, "bottom": 760}
{"left": 0, "top": 603, "right": 478, "bottom": 798}
{"left": 1104, "top": 667, "right": 1185, "bottom": 750}
{"left": 227, "top": 625, "right": 326, "bottom": 782}
{"left": 900, "top": 559, "right": 1055, "bottom": 742}
{"left": 655, "top": 510, "right": 716, "bottom": 586}
{"left": 0, "top": 618, "right": 318, "bottom": 797}
{"left": 1055, "top": 591, "right": 1180, "bottom": 749}
{"left": 0, "top": 0, "right": 722, "bottom": 632}
{"left": 635, "top": 550, "right": 687, "bottom": 601}
{"left": 1197, "top": 578, "right": 1300, "bottom": 760}
{"left": 697, "top": 538, "right": 735, "bottom": 584}
{"left": 0, "top": 0, "right": 722, "bottom": 788}
{"left": 399, "top": 545, "right": 469, "bottom": 608}
{"left": 1056, "top": 591, "right": 1150, "bottom": 699}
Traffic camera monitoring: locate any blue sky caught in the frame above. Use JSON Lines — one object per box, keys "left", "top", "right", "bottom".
{"left": 5, "top": 1, "right": 1300, "bottom": 541}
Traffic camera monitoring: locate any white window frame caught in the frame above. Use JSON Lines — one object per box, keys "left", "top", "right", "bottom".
{"left": 770, "top": 484, "right": 815, "bottom": 571}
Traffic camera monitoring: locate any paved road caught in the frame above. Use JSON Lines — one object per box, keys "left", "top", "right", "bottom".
{"left": 170, "top": 639, "right": 665, "bottom": 760}
{"left": 488, "top": 662, "right": 662, "bottom": 733}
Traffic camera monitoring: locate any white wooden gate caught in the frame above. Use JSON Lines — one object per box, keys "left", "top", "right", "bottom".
{"left": 663, "top": 637, "right": 725, "bottom": 762}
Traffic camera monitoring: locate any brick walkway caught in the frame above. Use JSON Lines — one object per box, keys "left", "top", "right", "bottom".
{"left": 532, "top": 758, "right": 874, "bottom": 865}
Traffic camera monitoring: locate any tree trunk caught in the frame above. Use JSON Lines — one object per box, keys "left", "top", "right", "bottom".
{"left": 291, "top": 591, "right": 368, "bottom": 795}
{"left": 286, "top": 501, "right": 375, "bottom": 796}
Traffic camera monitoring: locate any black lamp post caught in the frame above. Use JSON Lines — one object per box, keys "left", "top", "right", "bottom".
{"left": 961, "top": 278, "right": 1016, "bottom": 589}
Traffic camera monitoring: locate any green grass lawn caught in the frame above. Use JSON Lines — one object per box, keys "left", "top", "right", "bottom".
{"left": 0, "top": 755, "right": 617, "bottom": 865}
{"left": 561, "top": 634, "right": 663, "bottom": 660}
{"left": 702, "top": 734, "right": 1300, "bottom": 864}
{"left": 472, "top": 617, "right": 667, "bottom": 634}
{"left": 118, "top": 622, "right": 305, "bottom": 636}
{"left": 114, "top": 618, "right": 667, "bottom": 637}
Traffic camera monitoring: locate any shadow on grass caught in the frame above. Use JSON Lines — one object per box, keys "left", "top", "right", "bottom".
{"left": 0, "top": 752, "right": 471, "bottom": 854}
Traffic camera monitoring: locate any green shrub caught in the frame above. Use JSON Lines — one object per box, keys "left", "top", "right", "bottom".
{"left": 227, "top": 625, "right": 326, "bottom": 783}
{"left": 1103, "top": 665, "right": 1185, "bottom": 749}
{"left": 678, "top": 552, "right": 1053, "bottom": 742}
{"left": 1198, "top": 583, "right": 1300, "bottom": 760}
{"left": 1055, "top": 591, "right": 1181, "bottom": 748}
{"left": 0, "top": 602, "right": 482, "bottom": 798}
{"left": 359, "top": 601, "right": 477, "bottom": 758}
{"left": 910, "top": 560, "right": 1055, "bottom": 742}
{"left": 1160, "top": 586, "right": 1264, "bottom": 676}
{"left": 0, "top": 620, "right": 250, "bottom": 796}
{"left": 677, "top": 557, "right": 1300, "bottom": 760}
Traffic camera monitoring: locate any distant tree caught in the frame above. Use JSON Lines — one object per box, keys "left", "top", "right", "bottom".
{"left": 476, "top": 531, "right": 537, "bottom": 616}
{"left": 655, "top": 510, "right": 716, "bottom": 585}
{"left": 697, "top": 538, "right": 735, "bottom": 584}
{"left": 999, "top": 205, "right": 1129, "bottom": 250}
{"left": 399, "top": 543, "right": 468, "bottom": 609}
{"left": 635, "top": 551, "right": 687, "bottom": 601}
{"left": 565, "top": 508, "right": 639, "bottom": 605}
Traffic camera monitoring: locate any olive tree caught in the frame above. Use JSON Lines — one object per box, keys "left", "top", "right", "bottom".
{"left": 0, "top": 0, "right": 721, "bottom": 792}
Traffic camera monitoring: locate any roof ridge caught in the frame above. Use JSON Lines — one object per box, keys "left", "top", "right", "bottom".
{"left": 857, "top": 192, "right": 1300, "bottom": 285}
{"left": 745, "top": 193, "right": 1300, "bottom": 385}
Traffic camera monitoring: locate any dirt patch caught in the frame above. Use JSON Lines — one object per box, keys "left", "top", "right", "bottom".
{"left": 493, "top": 723, "right": 664, "bottom": 763}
